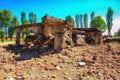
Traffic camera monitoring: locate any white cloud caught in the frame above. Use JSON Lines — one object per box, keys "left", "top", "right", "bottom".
{"left": 112, "top": 17, "right": 120, "bottom": 35}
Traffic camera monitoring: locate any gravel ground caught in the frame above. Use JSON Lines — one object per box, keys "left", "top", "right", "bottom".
{"left": 0, "top": 42, "right": 120, "bottom": 80}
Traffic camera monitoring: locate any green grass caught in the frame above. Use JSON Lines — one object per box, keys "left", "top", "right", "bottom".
{"left": 0, "top": 38, "right": 24, "bottom": 43}
{"left": 0, "top": 38, "right": 15, "bottom": 43}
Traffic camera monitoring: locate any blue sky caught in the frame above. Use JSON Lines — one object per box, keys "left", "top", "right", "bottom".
{"left": 0, "top": 0, "right": 120, "bottom": 35}
{"left": 0, "top": 0, "right": 120, "bottom": 21}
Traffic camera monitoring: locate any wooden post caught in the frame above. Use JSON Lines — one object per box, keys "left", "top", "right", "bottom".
{"left": 16, "top": 32, "right": 20, "bottom": 46}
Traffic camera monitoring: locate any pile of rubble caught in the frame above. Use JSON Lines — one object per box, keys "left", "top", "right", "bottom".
{"left": 0, "top": 42, "right": 120, "bottom": 80}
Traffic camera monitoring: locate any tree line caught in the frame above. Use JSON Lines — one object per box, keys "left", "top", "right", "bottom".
{"left": 65, "top": 7, "right": 114, "bottom": 35}
{"left": 0, "top": 7, "right": 119, "bottom": 43}
{"left": 0, "top": 10, "right": 37, "bottom": 42}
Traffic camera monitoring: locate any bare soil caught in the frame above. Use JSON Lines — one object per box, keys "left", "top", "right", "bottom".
{"left": 0, "top": 42, "right": 120, "bottom": 80}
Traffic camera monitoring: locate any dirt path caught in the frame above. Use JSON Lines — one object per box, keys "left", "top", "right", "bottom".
{"left": 0, "top": 42, "right": 15, "bottom": 47}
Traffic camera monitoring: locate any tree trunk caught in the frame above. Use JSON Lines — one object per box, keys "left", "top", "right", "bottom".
{"left": 16, "top": 32, "right": 20, "bottom": 46}
{"left": 10, "top": 37, "right": 12, "bottom": 41}
{"left": 5, "top": 27, "right": 8, "bottom": 40}
{"left": 1, "top": 38, "right": 4, "bottom": 43}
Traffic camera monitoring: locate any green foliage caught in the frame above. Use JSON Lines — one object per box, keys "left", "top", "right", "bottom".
{"left": 0, "top": 38, "right": 15, "bottom": 43}
{"left": 22, "top": 20, "right": 30, "bottom": 37}
{"left": 23, "top": 20, "right": 30, "bottom": 25}
{"left": 91, "top": 11, "right": 95, "bottom": 21}
{"left": 75, "top": 14, "right": 83, "bottom": 28}
{"left": 26, "top": 33, "right": 32, "bottom": 36}
{"left": 8, "top": 16, "right": 19, "bottom": 38}
{"left": 65, "top": 15, "right": 74, "bottom": 28}
{"left": 12, "top": 16, "right": 19, "bottom": 27}
{"left": 0, "top": 30, "right": 5, "bottom": 38}
{"left": 0, "top": 11, "right": 3, "bottom": 29}
{"left": 106, "top": 7, "right": 113, "bottom": 35}
{"left": 80, "top": 14, "right": 83, "bottom": 28}
{"left": 84, "top": 13, "right": 88, "bottom": 28}
{"left": 114, "top": 29, "right": 120, "bottom": 37}
{"left": 75, "top": 14, "right": 80, "bottom": 28}
{"left": 8, "top": 26, "right": 14, "bottom": 38}
{"left": 29, "top": 12, "right": 34, "bottom": 24}
{"left": 33, "top": 14, "right": 37, "bottom": 23}
{"left": 29, "top": 12, "right": 37, "bottom": 24}
{"left": 90, "top": 16, "right": 107, "bottom": 32}
{"left": 21, "top": 12, "right": 26, "bottom": 25}
{"left": 0, "top": 9, "right": 12, "bottom": 39}
{"left": 0, "top": 9, "right": 12, "bottom": 27}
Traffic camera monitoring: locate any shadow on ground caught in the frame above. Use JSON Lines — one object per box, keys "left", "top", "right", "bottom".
{"left": 3, "top": 45, "right": 41, "bottom": 61}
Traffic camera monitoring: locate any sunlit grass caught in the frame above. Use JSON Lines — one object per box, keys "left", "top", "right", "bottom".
{"left": 0, "top": 38, "right": 25, "bottom": 43}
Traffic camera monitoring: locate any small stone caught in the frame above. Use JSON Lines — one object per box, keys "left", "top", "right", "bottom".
{"left": 27, "top": 77, "right": 32, "bottom": 80}
{"left": 51, "top": 75, "right": 56, "bottom": 80}
{"left": 87, "top": 69, "right": 92, "bottom": 75}
{"left": 78, "top": 62, "right": 86, "bottom": 67}
{"left": 79, "top": 76, "right": 83, "bottom": 80}
{"left": 9, "top": 77, "right": 15, "bottom": 80}
{"left": 17, "top": 75, "right": 24, "bottom": 80}
{"left": 4, "top": 77, "right": 15, "bottom": 80}
{"left": 92, "top": 56, "right": 97, "bottom": 60}
{"left": 45, "top": 66, "right": 57, "bottom": 70}
{"left": 55, "top": 65, "right": 60, "bottom": 70}
{"left": 64, "top": 76, "right": 71, "bottom": 80}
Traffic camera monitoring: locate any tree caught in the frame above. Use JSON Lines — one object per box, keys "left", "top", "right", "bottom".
{"left": 22, "top": 20, "right": 30, "bottom": 37}
{"left": 90, "top": 16, "right": 107, "bottom": 32}
{"left": 29, "top": 12, "right": 37, "bottom": 24}
{"left": 0, "top": 11, "right": 3, "bottom": 29}
{"left": 106, "top": 7, "right": 113, "bottom": 35}
{"left": 8, "top": 16, "right": 19, "bottom": 40}
{"left": 91, "top": 11, "right": 95, "bottom": 21}
{"left": 29, "top": 12, "right": 34, "bottom": 24}
{"left": 8, "top": 26, "right": 14, "bottom": 41}
{"left": 65, "top": 15, "right": 74, "bottom": 28}
{"left": 84, "top": 13, "right": 88, "bottom": 28}
{"left": 75, "top": 14, "right": 80, "bottom": 28}
{"left": 23, "top": 20, "right": 29, "bottom": 25}
{"left": 33, "top": 14, "right": 37, "bottom": 23}
{"left": 21, "top": 11, "right": 26, "bottom": 38}
{"left": 0, "top": 9, "right": 12, "bottom": 40}
{"left": 0, "top": 30, "right": 5, "bottom": 43}
{"left": 114, "top": 28, "right": 120, "bottom": 37}
{"left": 80, "top": 14, "right": 83, "bottom": 28}
{"left": 21, "top": 12, "right": 26, "bottom": 25}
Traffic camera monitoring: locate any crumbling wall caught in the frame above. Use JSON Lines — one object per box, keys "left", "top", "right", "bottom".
{"left": 16, "top": 15, "right": 104, "bottom": 53}
{"left": 72, "top": 28, "right": 103, "bottom": 45}
{"left": 41, "top": 15, "right": 73, "bottom": 51}
{"left": 16, "top": 24, "right": 43, "bottom": 45}
{"left": 54, "top": 30, "right": 74, "bottom": 51}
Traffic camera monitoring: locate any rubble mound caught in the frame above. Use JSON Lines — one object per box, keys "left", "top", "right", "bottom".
{"left": 0, "top": 42, "right": 120, "bottom": 80}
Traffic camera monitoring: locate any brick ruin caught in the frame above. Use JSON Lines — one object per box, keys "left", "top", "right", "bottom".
{"left": 16, "top": 15, "right": 103, "bottom": 52}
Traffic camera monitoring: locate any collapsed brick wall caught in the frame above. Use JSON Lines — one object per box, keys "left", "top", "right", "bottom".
{"left": 16, "top": 15, "right": 103, "bottom": 52}
{"left": 54, "top": 30, "right": 74, "bottom": 51}
{"left": 72, "top": 28, "right": 103, "bottom": 45}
